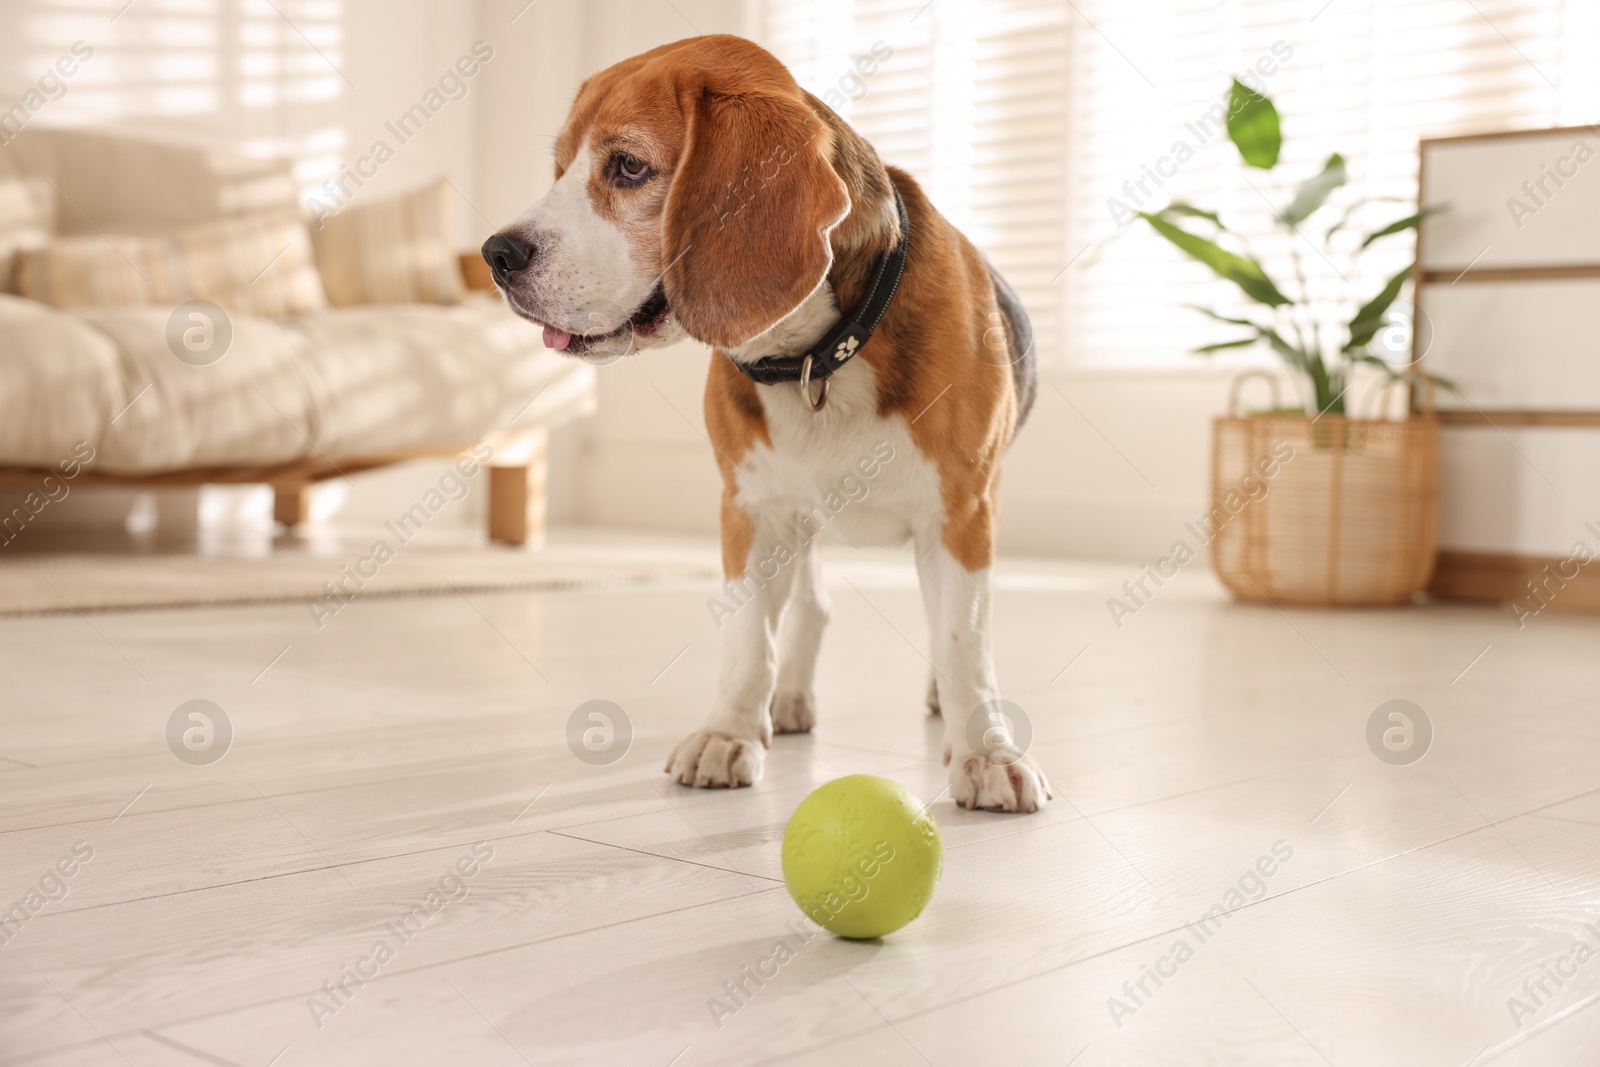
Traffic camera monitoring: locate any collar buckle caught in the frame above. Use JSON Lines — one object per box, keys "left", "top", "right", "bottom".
{"left": 799, "top": 354, "right": 830, "bottom": 412}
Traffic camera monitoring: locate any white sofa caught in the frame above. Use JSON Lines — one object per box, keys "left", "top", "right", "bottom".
{"left": 0, "top": 128, "right": 593, "bottom": 543}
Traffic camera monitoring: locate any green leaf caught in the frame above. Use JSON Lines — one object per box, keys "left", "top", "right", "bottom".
{"left": 1352, "top": 355, "right": 1462, "bottom": 394}
{"left": 1280, "top": 153, "right": 1346, "bottom": 225}
{"left": 1160, "top": 203, "right": 1225, "bottom": 228}
{"left": 1194, "top": 337, "right": 1261, "bottom": 354}
{"left": 1360, "top": 204, "right": 1446, "bottom": 249}
{"left": 1325, "top": 196, "right": 1412, "bottom": 241}
{"left": 1138, "top": 212, "right": 1291, "bottom": 307}
{"left": 1226, "top": 79, "right": 1281, "bottom": 169}
{"left": 1353, "top": 353, "right": 1406, "bottom": 379}
{"left": 1346, "top": 266, "right": 1412, "bottom": 351}
{"left": 1184, "top": 305, "right": 1261, "bottom": 328}
{"left": 1260, "top": 326, "right": 1310, "bottom": 373}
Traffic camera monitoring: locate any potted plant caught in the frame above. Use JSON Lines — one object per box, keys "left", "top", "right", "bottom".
{"left": 1135, "top": 80, "right": 1451, "bottom": 605}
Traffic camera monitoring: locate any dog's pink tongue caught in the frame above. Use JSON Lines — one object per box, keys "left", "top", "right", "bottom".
{"left": 542, "top": 325, "right": 572, "bottom": 351}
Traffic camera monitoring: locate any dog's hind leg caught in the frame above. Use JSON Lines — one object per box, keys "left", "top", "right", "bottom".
{"left": 771, "top": 534, "right": 828, "bottom": 733}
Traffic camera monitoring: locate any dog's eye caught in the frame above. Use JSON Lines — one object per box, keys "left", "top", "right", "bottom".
{"left": 613, "top": 153, "right": 652, "bottom": 187}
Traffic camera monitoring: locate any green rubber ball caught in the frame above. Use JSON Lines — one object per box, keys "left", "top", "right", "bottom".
{"left": 781, "top": 775, "right": 943, "bottom": 939}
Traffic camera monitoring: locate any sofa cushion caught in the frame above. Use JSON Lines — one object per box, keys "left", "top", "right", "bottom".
{"left": 0, "top": 176, "right": 51, "bottom": 294}
{"left": 16, "top": 213, "right": 327, "bottom": 317}
{"left": 0, "top": 128, "right": 301, "bottom": 235}
{"left": 312, "top": 177, "right": 466, "bottom": 306}
{"left": 0, "top": 295, "right": 123, "bottom": 466}
{"left": 69, "top": 307, "right": 322, "bottom": 474}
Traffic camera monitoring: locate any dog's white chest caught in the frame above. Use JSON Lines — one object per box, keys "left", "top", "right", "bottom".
{"left": 732, "top": 357, "right": 940, "bottom": 548}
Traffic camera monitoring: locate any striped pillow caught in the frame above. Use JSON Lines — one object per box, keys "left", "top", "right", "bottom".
{"left": 313, "top": 177, "right": 465, "bottom": 306}
{"left": 16, "top": 213, "right": 327, "bottom": 317}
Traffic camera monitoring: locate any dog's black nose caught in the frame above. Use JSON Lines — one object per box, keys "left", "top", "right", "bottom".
{"left": 482, "top": 233, "right": 535, "bottom": 283}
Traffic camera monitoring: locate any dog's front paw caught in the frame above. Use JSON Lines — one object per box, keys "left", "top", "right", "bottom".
{"left": 947, "top": 750, "right": 1052, "bottom": 813}
{"left": 664, "top": 731, "right": 765, "bottom": 788}
{"left": 770, "top": 689, "right": 816, "bottom": 733}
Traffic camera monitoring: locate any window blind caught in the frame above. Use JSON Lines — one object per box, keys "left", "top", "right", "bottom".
{"left": 756, "top": 0, "right": 1070, "bottom": 364}
{"left": 758, "top": 0, "right": 1600, "bottom": 366}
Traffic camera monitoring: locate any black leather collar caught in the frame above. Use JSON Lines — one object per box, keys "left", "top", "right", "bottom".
{"left": 733, "top": 183, "right": 909, "bottom": 391}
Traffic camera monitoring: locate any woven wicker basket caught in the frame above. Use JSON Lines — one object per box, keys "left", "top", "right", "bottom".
{"left": 1210, "top": 372, "right": 1440, "bottom": 606}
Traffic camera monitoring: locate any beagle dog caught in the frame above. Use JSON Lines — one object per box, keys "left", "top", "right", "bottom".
{"left": 482, "top": 35, "right": 1051, "bottom": 812}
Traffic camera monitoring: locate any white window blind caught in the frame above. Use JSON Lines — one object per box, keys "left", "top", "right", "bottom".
{"left": 756, "top": 0, "right": 1070, "bottom": 363}
{"left": 3, "top": 0, "right": 349, "bottom": 200}
{"left": 757, "top": 0, "right": 1600, "bottom": 366}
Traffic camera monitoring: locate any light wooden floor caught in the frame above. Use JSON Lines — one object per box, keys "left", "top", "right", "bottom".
{"left": 2, "top": 530, "right": 1599, "bottom": 1066}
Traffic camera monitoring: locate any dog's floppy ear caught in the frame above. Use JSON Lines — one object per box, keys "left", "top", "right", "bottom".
{"left": 663, "top": 86, "right": 850, "bottom": 350}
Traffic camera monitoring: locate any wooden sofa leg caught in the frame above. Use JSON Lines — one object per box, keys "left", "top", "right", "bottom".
{"left": 488, "top": 433, "right": 548, "bottom": 548}
{"left": 273, "top": 483, "right": 315, "bottom": 529}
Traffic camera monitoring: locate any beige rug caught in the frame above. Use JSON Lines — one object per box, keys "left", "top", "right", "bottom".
{"left": 0, "top": 544, "right": 722, "bottom": 616}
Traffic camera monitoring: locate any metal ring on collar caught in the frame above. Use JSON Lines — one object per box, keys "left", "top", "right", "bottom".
{"left": 799, "top": 354, "right": 829, "bottom": 412}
